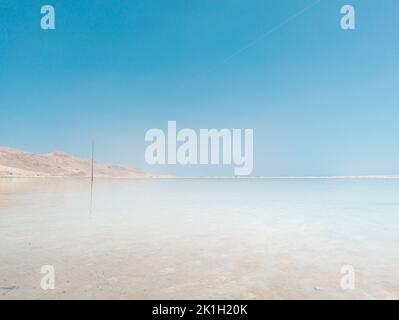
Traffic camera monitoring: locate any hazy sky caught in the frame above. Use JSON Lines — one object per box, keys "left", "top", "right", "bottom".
{"left": 1, "top": 0, "right": 398, "bottom": 176}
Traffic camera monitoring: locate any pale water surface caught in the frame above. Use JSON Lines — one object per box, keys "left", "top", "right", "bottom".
{"left": 0, "top": 178, "right": 398, "bottom": 299}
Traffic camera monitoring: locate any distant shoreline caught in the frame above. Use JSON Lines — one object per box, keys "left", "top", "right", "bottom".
{"left": 169, "top": 176, "right": 399, "bottom": 180}
{"left": 0, "top": 175, "right": 173, "bottom": 180}
{"left": 2, "top": 175, "right": 397, "bottom": 180}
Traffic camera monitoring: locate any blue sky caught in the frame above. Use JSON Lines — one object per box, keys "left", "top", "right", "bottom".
{"left": 1, "top": 0, "right": 398, "bottom": 176}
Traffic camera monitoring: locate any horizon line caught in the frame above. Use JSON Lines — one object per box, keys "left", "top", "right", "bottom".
{"left": 171, "top": 175, "right": 399, "bottom": 180}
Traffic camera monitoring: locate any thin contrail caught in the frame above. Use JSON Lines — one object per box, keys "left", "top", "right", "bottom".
{"left": 175, "top": 0, "right": 322, "bottom": 89}
{"left": 212, "top": 0, "right": 322, "bottom": 69}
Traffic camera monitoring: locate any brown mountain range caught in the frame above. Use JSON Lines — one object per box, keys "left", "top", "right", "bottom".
{"left": 0, "top": 147, "right": 153, "bottom": 178}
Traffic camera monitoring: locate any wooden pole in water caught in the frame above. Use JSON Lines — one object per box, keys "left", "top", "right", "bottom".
{"left": 90, "top": 141, "right": 94, "bottom": 215}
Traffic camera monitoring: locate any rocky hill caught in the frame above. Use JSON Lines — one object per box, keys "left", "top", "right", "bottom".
{"left": 0, "top": 147, "right": 152, "bottom": 178}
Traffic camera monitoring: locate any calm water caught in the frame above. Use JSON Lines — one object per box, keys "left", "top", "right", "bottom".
{"left": 0, "top": 178, "right": 398, "bottom": 299}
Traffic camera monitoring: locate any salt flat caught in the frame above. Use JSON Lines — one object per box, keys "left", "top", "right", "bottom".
{"left": 0, "top": 178, "right": 398, "bottom": 299}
